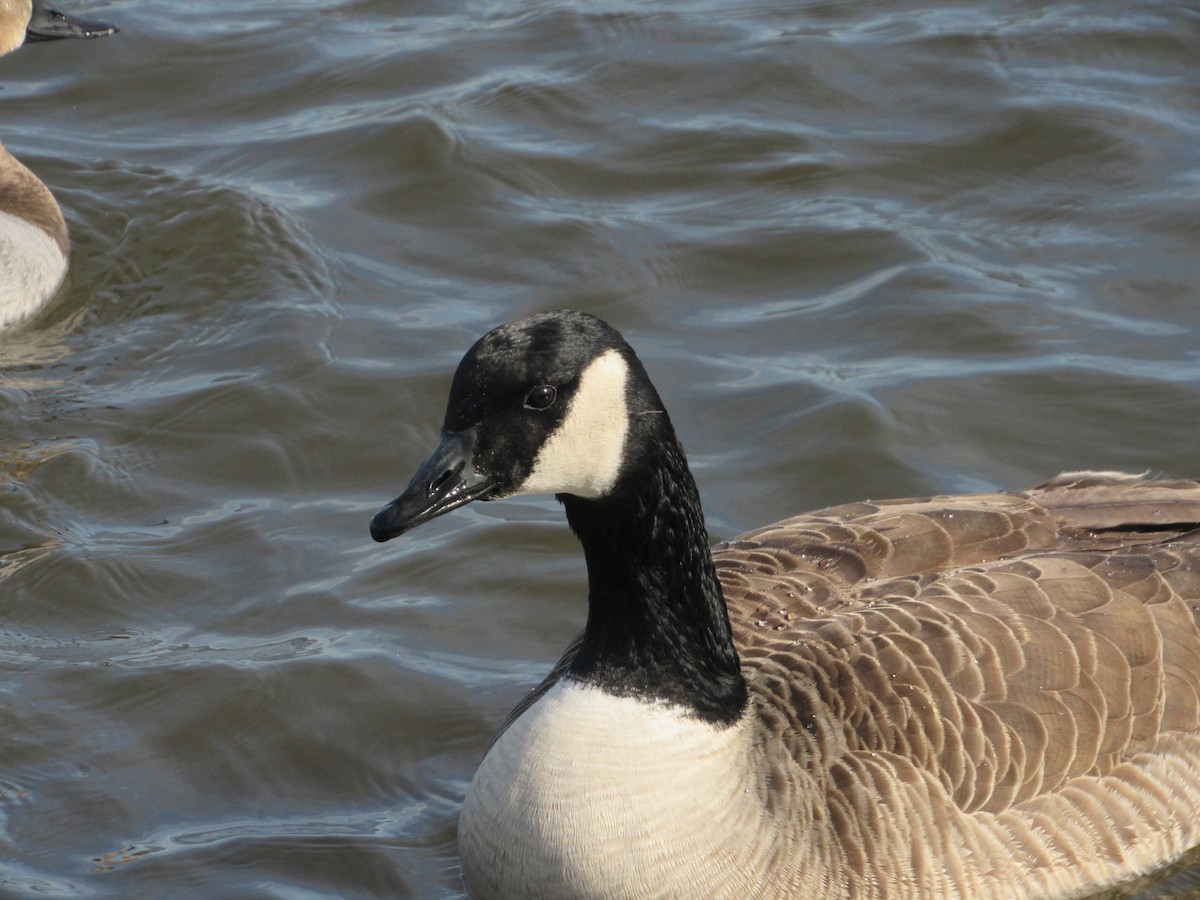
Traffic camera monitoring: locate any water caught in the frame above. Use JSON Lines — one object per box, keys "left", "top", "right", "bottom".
{"left": 2, "top": 1, "right": 1199, "bottom": 896}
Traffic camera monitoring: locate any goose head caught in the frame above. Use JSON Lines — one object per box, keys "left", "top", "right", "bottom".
{"left": 371, "top": 310, "right": 665, "bottom": 541}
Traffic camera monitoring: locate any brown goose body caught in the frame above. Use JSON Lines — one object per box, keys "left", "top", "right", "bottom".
{"left": 712, "top": 470, "right": 1200, "bottom": 897}
{"left": 370, "top": 311, "right": 1200, "bottom": 899}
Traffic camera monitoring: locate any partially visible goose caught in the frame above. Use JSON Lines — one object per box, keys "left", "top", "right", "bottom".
{"left": 0, "top": 0, "right": 116, "bottom": 328}
{"left": 370, "top": 310, "right": 1200, "bottom": 899}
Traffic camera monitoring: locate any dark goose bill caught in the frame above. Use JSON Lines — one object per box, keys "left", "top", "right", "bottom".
{"left": 370, "top": 428, "right": 495, "bottom": 542}
{"left": 25, "top": 0, "right": 118, "bottom": 41}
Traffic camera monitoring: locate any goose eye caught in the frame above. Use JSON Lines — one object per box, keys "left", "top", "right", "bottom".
{"left": 524, "top": 385, "right": 557, "bottom": 410}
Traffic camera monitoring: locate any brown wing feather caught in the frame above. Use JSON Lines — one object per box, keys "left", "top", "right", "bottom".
{"left": 716, "top": 471, "right": 1200, "bottom": 893}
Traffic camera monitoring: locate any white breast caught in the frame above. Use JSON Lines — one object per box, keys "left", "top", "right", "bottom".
{"left": 459, "top": 679, "right": 789, "bottom": 900}
{"left": 1, "top": 209, "right": 68, "bottom": 328}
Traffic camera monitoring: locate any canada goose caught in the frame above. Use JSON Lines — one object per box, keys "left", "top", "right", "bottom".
{"left": 0, "top": 0, "right": 116, "bottom": 328}
{"left": 370, "top": 310, "right": 1200, "bottom": 899}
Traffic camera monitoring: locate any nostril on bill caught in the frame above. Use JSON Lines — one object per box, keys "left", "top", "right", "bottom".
{"left": 428, "top": 462, "right": 463, "bottom": 497}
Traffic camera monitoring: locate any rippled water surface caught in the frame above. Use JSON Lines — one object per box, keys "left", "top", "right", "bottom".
{"left": 3, "top": 1, "right": 1200, "bottom": 896}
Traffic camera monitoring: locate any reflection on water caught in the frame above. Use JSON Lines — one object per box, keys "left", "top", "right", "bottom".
{"left": 2, "top": 1, "right": 1199, "bottom": 896}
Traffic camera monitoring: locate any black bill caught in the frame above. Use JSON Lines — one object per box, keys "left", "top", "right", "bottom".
{"left": 26, "top": 0, "right": 118, "bottom": 41}
{"left": 370, "top": 429, "right": 495, "bottom": 542}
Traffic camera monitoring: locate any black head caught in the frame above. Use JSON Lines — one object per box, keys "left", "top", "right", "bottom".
{"left": 370, "top": 311, "right": 662, "bottom": 542}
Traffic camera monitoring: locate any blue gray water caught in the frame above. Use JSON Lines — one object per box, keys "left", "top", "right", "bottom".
{"left": 2, "top": 1, "right": 1199, "bottom": 896}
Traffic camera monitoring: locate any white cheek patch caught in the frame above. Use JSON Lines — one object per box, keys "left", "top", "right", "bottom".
{"left": 518, "top": 349, "right": 630, "bottom": 498}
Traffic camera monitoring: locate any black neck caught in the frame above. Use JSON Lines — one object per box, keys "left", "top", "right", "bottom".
{"left": 559, "top": 419, "right": 747, "bottom": 725}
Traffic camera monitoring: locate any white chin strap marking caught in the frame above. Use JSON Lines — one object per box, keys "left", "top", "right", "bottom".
{"left": 518, "top": 349, "right": 629, "bottom": 499}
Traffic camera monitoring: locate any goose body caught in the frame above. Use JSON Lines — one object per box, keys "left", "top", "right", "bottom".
{"left": 0, "top": 0, "right": 116, "bottom": 328}
{"left": 370, "top": 310, "right": 1200, "bottom": 899}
